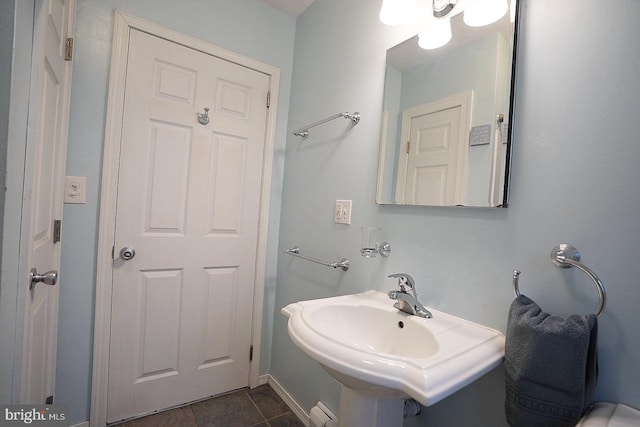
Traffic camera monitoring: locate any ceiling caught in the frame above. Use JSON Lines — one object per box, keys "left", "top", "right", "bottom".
{"left": 261, "top": 0, "right": 316, "bottom": 16}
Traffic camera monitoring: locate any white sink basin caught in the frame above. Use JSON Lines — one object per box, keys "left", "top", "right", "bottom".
{"left": 282, "top": 290, "right": 505, "bottom": 408}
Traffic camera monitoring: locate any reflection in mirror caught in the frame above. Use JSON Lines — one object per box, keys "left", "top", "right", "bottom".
{"left": 376, "top": 1, "right": 519, "bottom": 207}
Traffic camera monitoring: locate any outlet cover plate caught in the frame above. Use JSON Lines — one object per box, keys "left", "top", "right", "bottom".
{"left": 64, "top": 176, "right": 86, "bottom": 204}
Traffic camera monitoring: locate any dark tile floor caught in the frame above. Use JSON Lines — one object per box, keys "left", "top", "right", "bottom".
{"left": 112, "top": 384, "right": 305, "bottom": 427}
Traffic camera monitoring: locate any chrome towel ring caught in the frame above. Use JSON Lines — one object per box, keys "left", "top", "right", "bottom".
{"left": 513, "top": 244, "right": 607, "bottom": 317}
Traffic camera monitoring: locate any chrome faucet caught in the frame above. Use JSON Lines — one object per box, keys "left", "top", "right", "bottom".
{"left": 387, "top": 273, "right": 432, "bottom": 318}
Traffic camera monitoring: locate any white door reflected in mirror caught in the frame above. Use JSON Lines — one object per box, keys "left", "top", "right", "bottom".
{"left": 395, "top": 91, "right": 471, "bottom": 205}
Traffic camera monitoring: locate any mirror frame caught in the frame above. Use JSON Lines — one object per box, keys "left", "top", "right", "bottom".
{"left": 376, "top": 0, "right": 522, "bottom": 208}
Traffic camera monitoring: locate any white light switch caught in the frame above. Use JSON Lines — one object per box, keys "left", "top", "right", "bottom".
{"left": 334, "top": 200, "right": 352, "bottom": 225}
{"left": 64, "top": 176, "right": 86, "bottom": 204}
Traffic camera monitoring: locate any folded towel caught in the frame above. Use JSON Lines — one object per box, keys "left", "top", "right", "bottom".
{"left": 505, "top": 294, "right": 598, "bottom": 427}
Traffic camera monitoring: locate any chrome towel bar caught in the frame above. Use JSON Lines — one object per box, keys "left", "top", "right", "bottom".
{"left": 293, "top": 111, "right": 361, "bottom": 139}
{"left": 283, "top": 246, "right": 349, "bottom": 271}
{"left": 513, "top": 244, "right": 606, "bottom": 317}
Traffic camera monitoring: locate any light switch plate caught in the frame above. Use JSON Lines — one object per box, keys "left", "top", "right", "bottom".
{"left": 334, "top": 200, "right": 352, "bottom": 224}
{"left": 64, "top": 176, "right": 86, "bottom": 204}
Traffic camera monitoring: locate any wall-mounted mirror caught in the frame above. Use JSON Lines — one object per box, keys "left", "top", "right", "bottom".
{"left": 376, "top": 1, "right": 519, "bottom": 207}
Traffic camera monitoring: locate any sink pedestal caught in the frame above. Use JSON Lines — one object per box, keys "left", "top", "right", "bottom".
{"left": 337, "top": 386, "right": 405, "bottom": 427}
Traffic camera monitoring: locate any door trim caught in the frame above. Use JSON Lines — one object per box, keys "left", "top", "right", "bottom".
{"left": 90, "top": 11, "right": 280, "bottom": 426}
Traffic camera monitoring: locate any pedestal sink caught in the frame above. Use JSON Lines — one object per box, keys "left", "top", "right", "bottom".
{"left": 282, "top": 290, "right": 505, "bottom": 427}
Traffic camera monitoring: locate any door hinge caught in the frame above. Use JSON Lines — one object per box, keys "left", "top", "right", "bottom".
{"left": 249, "top": 345, "right": 254, "bottom": 362}
{"left": 45, "top": 395, "right": 53, "bottom": 404}
{"left": 111, "top": 246, "right": 115, "bottom": 259}
{"left": 406, "top": 140, "right": 411, "bottom": 154}
{"left": 65, "top": 37, "right": 74, "bottom": 61}
{"left": 266, "top": 91, "right": 271, "bottom": 108}
{"left": 53, "top": 220, "right": 62, "bottom": 243}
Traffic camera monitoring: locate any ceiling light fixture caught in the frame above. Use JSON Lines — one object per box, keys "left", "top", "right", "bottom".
{"left": 463, "top": 0, "right": 508, "bottom": 27}
{"left": 418, "top": 15, "right": 452, "bottom": 50}
{"left": 432, "top": 0, "right": 458, "bottom": 17}
{"left": 381, "top": 0, "right": 511, "bottom": 50}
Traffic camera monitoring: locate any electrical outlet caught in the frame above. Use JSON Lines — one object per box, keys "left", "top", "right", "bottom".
{"left": 334, "top": 200, "right": 352, "bottom": 225}
{"left": 64, "top": 176, "right": 86, "bottom": 204}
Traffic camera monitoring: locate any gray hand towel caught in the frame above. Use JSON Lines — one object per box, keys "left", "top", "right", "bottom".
{"left": 505, "top": 294, "right": 598, "bottom": 427}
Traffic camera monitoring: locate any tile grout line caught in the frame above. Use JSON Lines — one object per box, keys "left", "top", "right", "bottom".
{"left": 245, "top": 387, "right": 296, "bottom": 426}
{"left": 245, "top": 389, "right": 270, "bottom": 424}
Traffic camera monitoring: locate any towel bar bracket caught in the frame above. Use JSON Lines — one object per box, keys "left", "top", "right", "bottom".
{"left": 550, "top": 243, "right": 581, "bottom": 268}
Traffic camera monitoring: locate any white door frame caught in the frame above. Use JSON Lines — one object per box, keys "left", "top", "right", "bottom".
{"left": 90, "top": 11, "right": 280, "bottom": 426}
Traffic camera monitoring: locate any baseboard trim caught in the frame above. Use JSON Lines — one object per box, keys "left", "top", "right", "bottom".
{"left": 70, "top": 422, "right": 89, "bottom": 427}
{"left": 257, "top": 373, "right": 270, "bottom": 386}
{"left": 266, "top": 374, "right": 310, "bottom": 426}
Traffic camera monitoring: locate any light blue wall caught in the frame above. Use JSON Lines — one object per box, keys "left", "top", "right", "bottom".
{"left": 0, "top": 0, "right": 35, "bottom": 404}
{"left": 271, "top": 0, "right": 640, "bottom": 426}
{"left": 58, "top": 0, "right": 295, "bottom": 423}
{"left": 0, "top": 0, "right": 17, "bottom": 404}
{"left": 0, "top": 1, "right": 14, "bottom": 262}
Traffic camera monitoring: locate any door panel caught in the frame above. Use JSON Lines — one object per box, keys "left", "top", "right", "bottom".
{"left": 201, "top": 267, "right": 238, "bottom": 363}
{"left": 145, "top": 122, "right": 191, "bottom": 233}
{"left": 208, "top": 133, "right": 248, "bottom": 233}
{"left": 136, "top": 269, "right": 182, "bottom": 381}
{"left": 107, "top": 29, "right": 269, "bottom": 422}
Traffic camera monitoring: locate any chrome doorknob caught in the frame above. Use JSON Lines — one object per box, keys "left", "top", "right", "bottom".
{"left": 29, "top": 268, "right": 58, "bottom": 291}
{"left": 119, "top": 246, "right": 136, "bottom": 260}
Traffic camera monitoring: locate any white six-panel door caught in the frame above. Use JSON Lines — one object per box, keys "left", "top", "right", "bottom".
{"left": 21, "top": 0, "right": 75, "bottom": 404}
{"left": 106, "top": 29, "right": 270, "bottom": 422}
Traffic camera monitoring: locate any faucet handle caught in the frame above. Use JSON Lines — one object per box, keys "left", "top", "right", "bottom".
{"left": 387, "top": 273, "right": 415, "bottom": 291}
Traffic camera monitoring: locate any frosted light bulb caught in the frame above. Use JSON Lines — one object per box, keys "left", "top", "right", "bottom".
{"left": 463, "top": 0, "right": 508, "bottom": 27}
{"left": 418, "top": 17, "right": 452, "bottom": 50}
